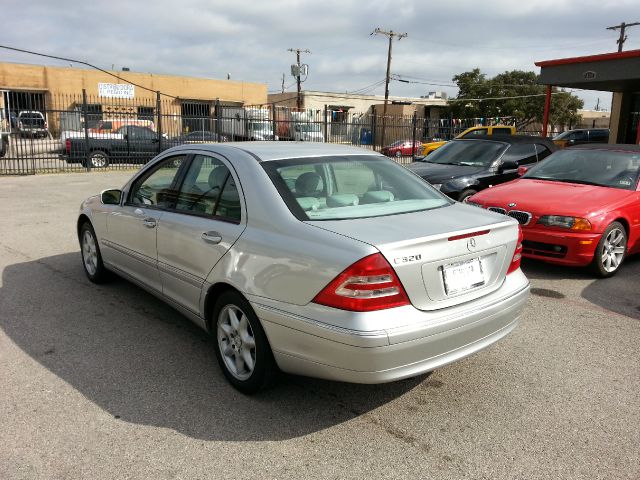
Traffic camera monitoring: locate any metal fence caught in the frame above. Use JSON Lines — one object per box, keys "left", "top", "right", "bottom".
{"left": 0, "top": 90, "right": 559, "bottom": 175}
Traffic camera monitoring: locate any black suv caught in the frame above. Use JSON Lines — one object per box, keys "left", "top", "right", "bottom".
{"left": 407, "top": 135, "right": 557, "bottom": 202}
{"left": 553, "top": 128, "right": 609, "bottom": 148}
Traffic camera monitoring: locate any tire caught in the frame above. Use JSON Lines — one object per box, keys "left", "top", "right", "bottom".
{"left": 88, "top": 150, "right": 110, "bottom": 168}
{"left": 212, "top": 290, "right": 277, "bottom": 393}
{"left": 79, "top": 222, "right": 110, "bottom": 283}
{"left": 395, "top": 150, "right": 402, "bottom": 157}
{"left": 458, "top": 189, "right": 478, "bottom": 203}
{"left": 591, "top": 221, "right": 627, "bottom": 277}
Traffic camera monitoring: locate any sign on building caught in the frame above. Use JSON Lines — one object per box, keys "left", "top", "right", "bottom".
{"left": 98, "top": 83, "right": 135, "bottom": 99}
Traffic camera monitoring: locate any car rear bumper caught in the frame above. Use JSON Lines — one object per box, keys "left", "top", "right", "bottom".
{"left": 522, "top": 227, "right": 601, "bottom": 266}
{"left": 251, "top": 270, "right": 529, "bottom": 384}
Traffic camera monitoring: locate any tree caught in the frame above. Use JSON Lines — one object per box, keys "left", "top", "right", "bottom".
{"left": 449, "top": 69, "right": 583, "bottom": 131}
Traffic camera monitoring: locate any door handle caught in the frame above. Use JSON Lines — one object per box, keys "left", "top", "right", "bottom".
{"left": 143, "top": 218, "right": 157, "bottom": 228}
{"left": 201, "top": 231, "right": 222, "bottom": 244}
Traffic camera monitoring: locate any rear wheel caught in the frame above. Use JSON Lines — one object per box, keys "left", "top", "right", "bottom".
{"left": 591, "top": 221, "right": 626, "bottom": 277}
{"left": 88, "top": 150, "right": 109, "bottom": 168}
{"left": 458, "top": 189, "right": 478, "bottom": 203}
{"left": 212, "top": 290, "right": 277, "bottom": 393}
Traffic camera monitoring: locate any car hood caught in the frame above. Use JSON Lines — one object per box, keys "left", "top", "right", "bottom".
{"left": 406, "top": 162, "right": 485, "bottom": 183}
{"left": 472, "top": 179, "right": 635, "bottom": 216}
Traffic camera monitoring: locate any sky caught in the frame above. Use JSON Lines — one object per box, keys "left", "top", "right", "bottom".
{"left": 2, "top": 0, "right": 638, "bottom": 111}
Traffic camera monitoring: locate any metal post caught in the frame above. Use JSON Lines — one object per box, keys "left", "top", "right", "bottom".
{"left": 323, "top": 104, "right": 328, "bottom": 143}
{"left": 215, "top": 98, "right": 221, "bottom": 141}
{"left": 371, "top": 107, "right": 377, "bottom": 148}
{"left": 156, "top": 91, "right": 162, "bottom": 153}
{"left": 82, "top": 89, "right": 91, "bottom": 171}
{"left": 449, "top": 112, "right": 454, "bottom": 140}
{"left": 271, "top": 103, "right": 277, "bottom": 141}
{"left": 542, "top": 85, "right": 552, "bottom": 138}
{"left": 411, "top": 110, "right": 417, "bottom": 162}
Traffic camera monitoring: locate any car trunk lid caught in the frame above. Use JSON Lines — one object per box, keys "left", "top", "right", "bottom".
{"left": 309, "top": 203, "right": 520, "bottom": 311}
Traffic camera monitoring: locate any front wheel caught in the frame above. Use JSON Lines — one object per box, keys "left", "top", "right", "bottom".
{"left": 591, "top": 221, "right": 627, "bottom": 277}
{"left": 458, "top": 189, "right": 478, "bottom": 203}
{"left": 80, "top": 222, "right": 110, "bottom": 283}
{"left": 212, "top": 291, "right": 277, "bottom": 393}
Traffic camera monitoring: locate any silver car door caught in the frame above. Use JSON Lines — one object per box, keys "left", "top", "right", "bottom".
{"left": 103, "top": 155, "right": 187, "bottom": 293}
{"left": 157, "top": 154, "right": 246, "bottom": 314}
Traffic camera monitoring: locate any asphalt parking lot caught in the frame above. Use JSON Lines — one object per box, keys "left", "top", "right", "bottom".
{"left": 0, "top": 171, "right": 638, "bottom": 480}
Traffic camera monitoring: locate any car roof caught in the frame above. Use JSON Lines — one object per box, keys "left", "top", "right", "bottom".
{"left": 568, "top": 143, "right": 640, "bottom": 152}
{"left": 454, "top": 135, "right": 557, "bottom": 148}
{"left": 562, "top": 128, "right": 610, "bottom": 133}
{"left": 174, "top": 141, "right": 381, "bottom": 162}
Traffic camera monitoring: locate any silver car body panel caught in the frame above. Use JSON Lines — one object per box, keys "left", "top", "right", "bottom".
{"left": 79, "top": 142, "right": 529, "bottom": 384}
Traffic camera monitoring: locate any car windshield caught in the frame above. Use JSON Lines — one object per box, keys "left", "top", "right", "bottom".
{"left": 424, "top": 140, "right": 506, "bottom": 166}
{"left": 522, "top": 149, "right": 640, "bottom": 190}
{"left": 262, "top": 155, "right": 452, "bottom": 221}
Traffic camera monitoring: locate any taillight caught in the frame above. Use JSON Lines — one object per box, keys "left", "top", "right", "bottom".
{"left": 313, "top": 253, "right": 410, "bottom": 312}
{"left": 507, "top": 225, "right": 523, "bottom": 274}
{"left": 65, "top": 138, "right": 71, "bottom": 154}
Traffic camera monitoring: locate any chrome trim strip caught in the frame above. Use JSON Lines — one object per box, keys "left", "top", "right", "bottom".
{"left": 102, "top": 239, "right": 156, "bottom": 268}
{"left": 158, "top": 261, "right": 204, "bottom": 288}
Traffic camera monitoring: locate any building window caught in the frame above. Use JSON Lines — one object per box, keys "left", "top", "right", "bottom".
{"left": 137, "top": 106, "right": 155, "bottom": 122}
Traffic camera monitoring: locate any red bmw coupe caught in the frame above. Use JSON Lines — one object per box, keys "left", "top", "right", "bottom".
{"left": 468, "top": 145, "right": 640, "bottom": 277}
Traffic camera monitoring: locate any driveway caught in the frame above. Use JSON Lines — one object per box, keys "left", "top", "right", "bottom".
{"left": 0, "top": 171, "right": 638, "bottom": 479}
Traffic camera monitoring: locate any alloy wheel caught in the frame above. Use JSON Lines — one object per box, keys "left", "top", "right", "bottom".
{"left": 82, "top": 230, "right": 98, "bottom": 276}
{"left": 217, "top": 305, "right": 256, "bottom": 381}
{"left": 600, "top": 227, "right": 625, "bottom": 273}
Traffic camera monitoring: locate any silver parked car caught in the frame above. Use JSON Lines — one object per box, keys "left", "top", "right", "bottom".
{"left": 78, "top": 142, "right": 529, "bottom": 393}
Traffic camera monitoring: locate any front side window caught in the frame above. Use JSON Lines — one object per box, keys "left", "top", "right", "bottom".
{"left": 492, "top": 128, "right": 512, "bottom": 135}
{"left": 263, "top": 155, "right": 451, "bottom": 221}
{"left": 522, "top": 149, "right": 640, "bottom": 190}
{"left": 129, "top": 155, "right": 186, "bottom": 207}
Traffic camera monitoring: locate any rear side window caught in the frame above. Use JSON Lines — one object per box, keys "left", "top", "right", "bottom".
{"left": 263, "top": 155, "right": 451, "bottom": 221}
{"left": 462, "top": 128, "right": 488, "bottom": 137}
{"left": 502, "top": 144, "right": 537, "bottom": 165}
{"left": 492, "top": 128, "right": 512, "bottom": 135}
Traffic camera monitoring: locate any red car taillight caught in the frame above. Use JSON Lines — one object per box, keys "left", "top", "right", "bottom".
{"left": 507, "top": 225, "right": 523, "bottom": 275}
{"left": 65, "top": 138, "right": 71, "bottom": 155}
{"left": 313, "top": 253, "right": 410, "bottom": 312}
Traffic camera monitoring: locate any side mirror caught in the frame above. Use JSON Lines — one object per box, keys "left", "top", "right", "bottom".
{"left": 100, "top": 189, "right": 122, "bottom": 205}
{"left": 517, "top": 166, "right": 529, "bottom": 176}
{"left": 500, "top": 159, "right": 518, "bottom": 171}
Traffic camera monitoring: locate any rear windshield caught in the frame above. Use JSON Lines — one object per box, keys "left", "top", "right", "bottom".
{"left": 262, "top": 155, "right": 451, "bottom": 221}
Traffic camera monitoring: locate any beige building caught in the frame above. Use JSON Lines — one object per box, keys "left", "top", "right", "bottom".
{"left": 0, "top": 62, "right": 268, "bottom": 134}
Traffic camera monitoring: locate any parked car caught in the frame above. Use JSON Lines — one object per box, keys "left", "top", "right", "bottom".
{"left": 64, "top": 125, "right": 163, "bottom": 168}
{"left": 467, "top": 145, "right": 640, "bottom": 277}
{"left": 381, "top": 139, "right": 421, "bottom": 157}
{"left": 420, "top": 125, "right": 516, "bottom": 156}
{"left": 17, "top": 110, "right": 48, "bottom": 138}
{"left": 172, "top": 130, "right": 228, "bottom": 143}
{"left": 553, "top": 128, "right": 609, "bottom": 148}
{"left": 78, "top": 142, "right": 529, "bottom": 392}
{"left": 407, "top": 135, "right": 557, "bottom": 202}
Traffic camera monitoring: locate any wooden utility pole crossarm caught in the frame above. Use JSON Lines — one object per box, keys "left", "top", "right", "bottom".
{"left": 606, "top": 21, "right": 640, "bottom": 52}
{"left": 371, "top": 28, "right": 407, "bottom": 149}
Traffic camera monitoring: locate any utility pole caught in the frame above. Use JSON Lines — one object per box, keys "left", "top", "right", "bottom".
{"left": 371, "top": 28, "right": 407, "bottom": 149}
{"left": 288, "top": 48, "right": 310, "bottom": 110}
{"left": 606, "top": 21, "right": 640, "bottom": 52}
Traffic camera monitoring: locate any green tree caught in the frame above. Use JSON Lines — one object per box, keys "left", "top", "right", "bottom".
{"left": 449, "top": 69, "right": 583, "bottom": 132}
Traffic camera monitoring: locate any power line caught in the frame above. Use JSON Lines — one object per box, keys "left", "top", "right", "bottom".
{"left": 0, "top": 44, "right": 179, "bottom": 99}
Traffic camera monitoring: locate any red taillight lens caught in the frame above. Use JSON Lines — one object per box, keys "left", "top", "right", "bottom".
{"left": 65, "top": 138, "right": 71, "bottom": 154}
{"left": 313, "top": 253, "right": 410, "bottom": 312}
{"left": 507, "top": 225, "right": 523, "bottom": 274}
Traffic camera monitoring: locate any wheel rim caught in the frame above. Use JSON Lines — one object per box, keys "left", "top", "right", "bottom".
{"left": 601, "top": 227, "right": 625, "bottom": 273}
{"left": 91, "top": 153, "right": 107, "bottom": 168}
{"left": 217, "top": 305, "right": 256, "bottom": 381}
{"left": 82, "top": 230, "right": 98, "bottom": 276}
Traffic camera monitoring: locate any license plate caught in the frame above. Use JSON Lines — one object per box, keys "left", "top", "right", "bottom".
{"left": 442, "top": 258, "right": 485, "bottom": 295}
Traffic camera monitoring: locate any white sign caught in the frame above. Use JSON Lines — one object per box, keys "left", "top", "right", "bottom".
{"left": 98, "top": 83, "right": 135, "bottom": 99}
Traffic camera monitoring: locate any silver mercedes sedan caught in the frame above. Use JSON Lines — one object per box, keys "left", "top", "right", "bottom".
{"left": 78, "top": 142, "right": 529, "bottom": 393}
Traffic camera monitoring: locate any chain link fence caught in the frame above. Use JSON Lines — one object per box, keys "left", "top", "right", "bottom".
{"left": 0, "top": 90, "right": 559, "bottom": 175}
